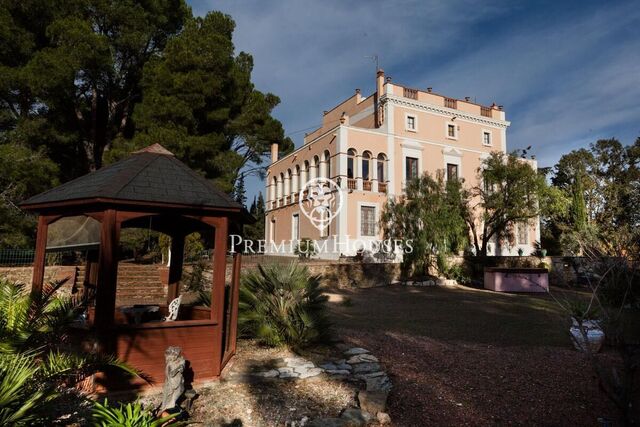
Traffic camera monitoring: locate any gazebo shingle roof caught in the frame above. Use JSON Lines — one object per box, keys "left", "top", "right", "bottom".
{"left": 22, "top": 144, "right": 243, "bottom": 211}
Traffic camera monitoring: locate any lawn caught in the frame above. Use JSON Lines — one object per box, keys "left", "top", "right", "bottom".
{"left": 327, "top": 285, "right": 623, "bottom": 426}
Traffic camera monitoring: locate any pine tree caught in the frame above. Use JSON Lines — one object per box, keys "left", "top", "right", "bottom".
{"left": 249, "top": 196, "right": 258, "bottom": 215}
{"left": 244, "top": 191, "right": 266, "bottom": 243}
{"left": 256, "top": 192, "right": 266, "bottom": 217}
{"left": 233, "top": 174, "right": 247, "bottom": 207}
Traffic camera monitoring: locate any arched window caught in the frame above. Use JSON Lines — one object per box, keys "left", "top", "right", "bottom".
{"left": 277, "top": 173, "right": 284, "bottom": 199}
{"left": 312, "top": 155, "right": 320, "bottom": 179}
{"left": 362, "top": 151, "right": 372, "bottom": 181}
{"left": 347, "top": 149, "right": 356, "bottom": 179}
{"left": 302, "top": 160, "right": 310, "bottom": 187}
{"left": 270, "top": 176, "right": 277, "bottom": 203}
{"left": 323, "top": 150, "right": 331, "bottom": 179}
{"left": 293, "top": 165, "right": 300, "bottom": 194}
{"left": 285, "top": 169, "right": 291, "bottom": 198}
{"left": 377, "top": 153, "right": 387, "bottom": 182}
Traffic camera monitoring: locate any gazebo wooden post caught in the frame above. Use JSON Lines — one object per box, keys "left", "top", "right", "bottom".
{"left": 94, "top": 209, "right": 121, "bottom": 329}
{"left": 209, "top": 217, "right": 228, "bottom": 374}
{"left": 167, "top": 233, "right": 185, "bottom": 304}
{"left": 210, "top": 217, "right": 228, "bottom": 322}
{"left": 31, "top": 215, "right": 49, "bottom": 298}
{"left": 228, "top": 252, "right": 242, "bottom": 354}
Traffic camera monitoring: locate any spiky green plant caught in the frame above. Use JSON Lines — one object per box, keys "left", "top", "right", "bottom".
{"left": 92, "top": 399, "right": 179, "bottom": 427}
{"left": 238, "top": 263, "right": 330, "bottom": 348}
{"left": 0, "top": 277, "right": 136, "bottom": 425}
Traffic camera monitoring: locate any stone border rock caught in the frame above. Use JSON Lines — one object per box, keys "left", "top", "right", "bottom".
{"left": 306, "top": 347, "right": 392, "bottom": 426}
{"left": 227, "top": 347, "right": 392, "bottom": 426}
{"left": 393, "top": 277, "right": 458, "bottom": 287}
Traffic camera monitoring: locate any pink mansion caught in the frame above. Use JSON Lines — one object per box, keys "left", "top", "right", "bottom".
{"left": 265, "top": 71, "right": 539, "bottom": 259}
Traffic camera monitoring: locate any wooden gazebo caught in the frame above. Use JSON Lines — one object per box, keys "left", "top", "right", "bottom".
{"left": 21, "top": 144, "right": 250, "bottom": 388}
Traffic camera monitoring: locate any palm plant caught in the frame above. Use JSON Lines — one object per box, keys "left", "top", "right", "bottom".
{"left": 92, "top": 399, "right": 179, "bottom": 427}
{"left": 238, "top": 263, "right": 330, "bottom": 348}
{"left": 0, "top": 277, "right": 136, "bottom": 425}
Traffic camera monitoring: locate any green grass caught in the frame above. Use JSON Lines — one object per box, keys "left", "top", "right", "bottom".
{"left": 327, "top": 286, "right": 589, "bottom": 347}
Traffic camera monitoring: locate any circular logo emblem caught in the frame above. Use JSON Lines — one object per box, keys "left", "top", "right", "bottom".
{"left": 299, "top": 177, "right": 343, "bottom": 231}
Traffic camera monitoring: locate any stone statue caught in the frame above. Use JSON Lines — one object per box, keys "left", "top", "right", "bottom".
{"left": 160, "top": 346, "right": 186, "bottom": 412}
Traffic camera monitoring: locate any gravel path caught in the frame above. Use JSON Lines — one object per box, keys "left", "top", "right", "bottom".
{"left": 328, "top": 285, "right": 630, "bottom": 426}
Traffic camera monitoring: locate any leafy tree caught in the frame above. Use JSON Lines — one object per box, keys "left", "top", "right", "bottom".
{"left": 381, "top": 171, "right": 468, "bottom": 275}
{"left": 550, "top": 137, "right": 640, "bottom": 255}
{"left": 109, "top": 12, "right": 294, "bottom": 192}
{"left": 463, "top": 151, "right": 546, "bottom": 257}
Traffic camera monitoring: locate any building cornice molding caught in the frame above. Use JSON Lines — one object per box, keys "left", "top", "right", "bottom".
{"left": 382, "top": 94, "right": 511, "bottom": 129}
{"left": 269, "top": 125, "right": 340, "bottom": 169}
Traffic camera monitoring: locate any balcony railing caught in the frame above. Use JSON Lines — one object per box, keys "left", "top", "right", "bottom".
{"left": 347, "top": 178, "right": 357, "bottom": 190}
{"left": 363, "top": 180, "right": 372, "bottom": 191}
{"left": 378, "top": 182, "right": 387, "bottom": 193}
{"left": 444, "top": 98, "right": 457, "bottom": 109}
{"left": 403, "top": 87, "right": 418, "bottom": 100}
{"left": 481, "top": 106, "right": 492, "bottom": 117}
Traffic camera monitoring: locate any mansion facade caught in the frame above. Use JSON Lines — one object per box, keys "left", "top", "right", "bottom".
{"left": 264, "top": 70, "right": 539, "bottom": 259}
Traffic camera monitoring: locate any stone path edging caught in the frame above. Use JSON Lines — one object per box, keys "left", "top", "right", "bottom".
{"left": 226, "top": 346, "right": 392, "bottom": 426}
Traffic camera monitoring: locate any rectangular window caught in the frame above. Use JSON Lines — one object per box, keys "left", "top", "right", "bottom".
{"left": 447, "top": 124, "right": 456, "bottom": 138}
{"left": 483, "top": 131, "right": 491, "bottom": 146}
{"left": 360, "top": 206, "right": 376, "bottom": 237}
{"left": 406, "top": 115, "right": 416, "bottom": 131}
{"left": 447, "top": 163, "right": 459, "bottom": 181}
{"left": 291, "top": 214, "right": 299, "bottom": 241}
{"left": 406, "top": 157, "right": 418, "bottom": 181}
{"left": 517, "top": 222, "right": 529, "bottom": 245}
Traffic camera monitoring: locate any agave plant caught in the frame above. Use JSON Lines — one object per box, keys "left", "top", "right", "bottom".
{"left": 0, "top": 277, "right": 136, "bottom": 425}
{"left": 238, "top": 263, "right": 330, "bottom": 348}
{"left": 92, "top": 399, "right": 179, "bottom": 427}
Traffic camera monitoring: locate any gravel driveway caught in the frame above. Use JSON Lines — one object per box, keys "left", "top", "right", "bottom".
{"left": 327, "top": 285, "right": 625, "bottom": 426}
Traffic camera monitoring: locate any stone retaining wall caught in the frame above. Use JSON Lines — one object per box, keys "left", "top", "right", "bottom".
{"left": 0, "top": 266, "right": 77, "bottom": 293}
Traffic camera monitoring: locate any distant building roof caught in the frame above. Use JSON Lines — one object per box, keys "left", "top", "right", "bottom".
{"left": 22, "top": 144, "right": 243, "bottom": 212}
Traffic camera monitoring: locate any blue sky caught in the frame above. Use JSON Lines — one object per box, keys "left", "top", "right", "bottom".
{"left": 189, "top": 0, "right": 640, "bottom": 205}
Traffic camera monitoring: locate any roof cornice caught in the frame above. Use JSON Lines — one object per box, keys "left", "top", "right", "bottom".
{"left": 382, "top": 94, "right": 511, "bottom": 129}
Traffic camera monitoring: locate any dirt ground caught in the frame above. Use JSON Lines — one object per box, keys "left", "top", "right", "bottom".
{"left": 327, "top": 285, "right": 638, "bottom": 426}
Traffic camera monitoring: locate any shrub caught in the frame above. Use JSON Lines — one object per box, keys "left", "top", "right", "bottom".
{"left": 435, "top": 254, "right": 470, "bottom": 284}
{"left": 294, "top": 238, "right": 317, "bottom": 259}
{"left": 238, "top": 263, "right": 330, "bottom": 348}
{"left": 92, "top": 400, "right": 178, "bottom": 427}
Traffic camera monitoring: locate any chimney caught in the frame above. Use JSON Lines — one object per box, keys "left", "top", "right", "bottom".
{"left": 375, "top": 69, "right": 385, "bottom": 127}
{"left": 464, "top": 96, "right": 471, "bottom": 102}
{"left": 427, "top": 87, "right": 433, "bottom": 93}
{"left": 376, "top": 69, "right": 385, "bottom": 101}
{"left": 271, "top": 142, "right": 278, "bottom": 163}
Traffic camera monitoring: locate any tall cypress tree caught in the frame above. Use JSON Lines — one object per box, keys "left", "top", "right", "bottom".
{"left": 571, "top": 173, "right": 588, "bottom": 231}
